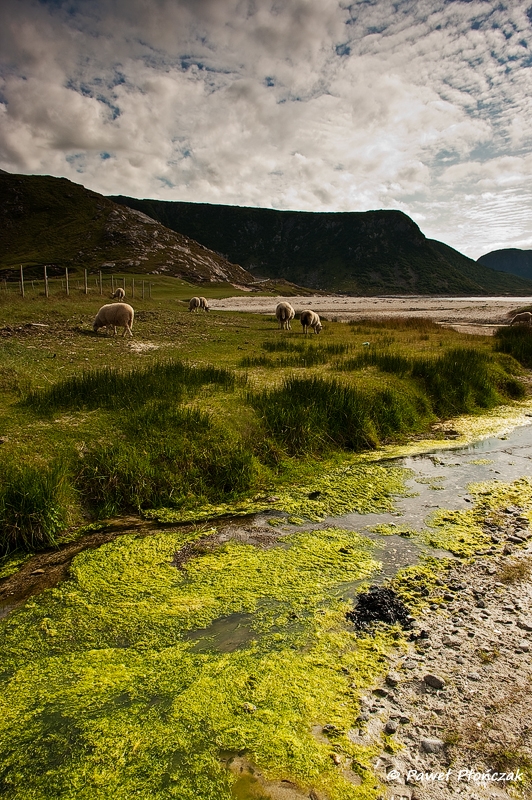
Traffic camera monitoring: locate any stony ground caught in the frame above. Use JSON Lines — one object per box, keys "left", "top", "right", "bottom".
{"left": 355, "top": 509, "right": 532, "bottom": 800}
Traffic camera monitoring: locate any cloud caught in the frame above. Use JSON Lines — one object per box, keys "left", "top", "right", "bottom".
{"left": 1, "top": 0, "right": 532, "bottom": 259}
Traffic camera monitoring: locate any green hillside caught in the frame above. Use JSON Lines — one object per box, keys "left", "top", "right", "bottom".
{"left": 0, "top": 173, "right": 253, "bottom": 284}
{"left": 111, "top": 196, "right": 532, "bottom": 295}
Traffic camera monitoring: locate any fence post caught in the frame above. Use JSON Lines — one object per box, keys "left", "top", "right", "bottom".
{"left": 111, "top": 274, "right": 115, "bottom": 292}
{"left": 142, "top": 280, "right": 145, "bottom": 300}
{"left": 44, "top": 266, "right": 49, "bottom": 298}
{"left": 20, "top": 265, "right": 25, "bottom": 298}
{"left": 132, "top": 278, "right": 135, "bottom": 299}
{"left": 84, "top": 269, "right": 88, "bottom": 295}
{"left": 149, "top": 283, "right": 152, "bottom": 299}
{"left": 65, "top": 268, "right": 69, "bottom": 296}
{"left": 99, "top": 270, "right": 103, "bottom": 295}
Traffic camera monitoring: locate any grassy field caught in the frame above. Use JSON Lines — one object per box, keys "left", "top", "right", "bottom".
{"left": 0, "top": 276, "right": 528, "bottom": 554}
{"left": 2, "top": 277, "right": 532, "bottom": 800}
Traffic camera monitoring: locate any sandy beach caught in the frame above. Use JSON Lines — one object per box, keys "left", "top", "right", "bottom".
{"left": 211, "top": 295, "right": 532, "bottom": 335}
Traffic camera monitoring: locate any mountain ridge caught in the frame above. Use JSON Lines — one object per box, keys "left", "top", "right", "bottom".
{"left": 111, "top": 195, "right": 532, "bottom": 296}
{"left": 477, "top": 248, "right": 532, "bottom": 282}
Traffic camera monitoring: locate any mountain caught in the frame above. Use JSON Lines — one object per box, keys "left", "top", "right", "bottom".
{"left": 0, "top": 173, "right": 254, "bottom": 285}
{"left": 111, "top": 196, "right": 532, "bottom": 296}
{"left": 477, "top": 249, "right": 532, "bottom": 282}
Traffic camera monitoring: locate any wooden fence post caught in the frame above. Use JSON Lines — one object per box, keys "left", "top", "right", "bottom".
{"left": 84, "top": 269, "right": 88, "bottom": 295}
{"left": 132, "top": 278, "right": 135, "bottom": 299}
{"left": 44, "top": 266, "right": 49, "bottom": 298}
{"left": 99, "top": 271, "right": 103, "bottom": 295}
{"left": 65, "top": 268, "right": 69, "bottom": 296}
{"left": 142, "top": 280, "right": 145, "bottom": 300}
{"left": 20, "top": 265, "right": 25, "bottom": 298}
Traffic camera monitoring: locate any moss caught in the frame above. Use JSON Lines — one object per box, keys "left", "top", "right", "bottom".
{"left": 145, "top": 460, "right": 410, "bottom": 525}
{"left": 391, "top": 558, "right": 451, "bottom": 612}
{"left": 0, "top": 525, "right": 396, "bottom": 799}
{"left": 419, "top": 507, "right": 492, "bottom": 558}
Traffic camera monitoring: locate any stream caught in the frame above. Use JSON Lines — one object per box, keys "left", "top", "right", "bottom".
{"left": 1, "top": 422, "right": 532, "bottom": 626}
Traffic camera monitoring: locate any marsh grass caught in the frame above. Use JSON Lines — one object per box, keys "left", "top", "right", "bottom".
{"left": 494, "top": 325, "right": 532, "bottom": 367}
{"left": 78, "top": 402, "right": 257, "bottom": 516}
{"left": 0, "top": 460, "right": 76, "bottom": 555}
{"left": 250, "top": 376, "right": 429, "bottom": 455}
{"left": 24, "top": 359, "right": 237, "bottom": 412}
{"left": 349, "top": 316, "right": 442, "bottom": 332}
{"left": 240, "top": 340, "right": 351, "bottom": 368}
{"left": 341, "top": 346, "right": 522, "bottom": 416}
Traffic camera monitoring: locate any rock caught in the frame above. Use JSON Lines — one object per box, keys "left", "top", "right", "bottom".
{"left": 385, "top": 672, "right": 401, "bottom": 687}
{"left": 403, "top": 659, "right": 417, "bottom": 670}
{"left": 385, "top": 720, "right": 399, "bottom": 734}
{"left": 442, "top": 635, "right": 461, "bottom": 648}
{"left": 443, "top": 592, "right": 455, "bottom": 601}
{"left": 241, "top": 702, "right": 257, "bottom": 713}
{"left": 467, "top": 672, "right": 481, "bottom": 681}
{"left": 420, "top": 737, "right": 445, "bottom": 753}
{"left": 517, "top": 619, "right": 532, "bottom": 632}
{"left": 322, "top": 724, "right": 343, "bottom": 736}
{"left": 423, "top": 674, "right": 445, "bottom": 690}
{"left": 30, "top": 569, "right": 45, "bottom": 575}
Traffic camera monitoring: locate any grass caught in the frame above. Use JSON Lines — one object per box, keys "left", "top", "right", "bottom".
{"left": 494, "top": 325, "right": 532, "bottom": 367}
{"left": 0, "top": 461, "right": 77, "bottom": 555}
{"left": 0, "top": 285, "right": 529, "bottom": 554}
{"left": 1, "top": 287, "right": 532, "bottom": 800}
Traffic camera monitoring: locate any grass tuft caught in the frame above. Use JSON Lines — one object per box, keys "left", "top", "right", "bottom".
{"left": 24, "top": 360, "right": 237, "bottom": 412}
{"left": 0, "top": 461, "right": 75, "bottom": 555}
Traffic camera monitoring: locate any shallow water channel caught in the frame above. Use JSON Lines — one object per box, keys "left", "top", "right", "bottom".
{"left": 184, "top": 422, "right": 532, "bottom": 652}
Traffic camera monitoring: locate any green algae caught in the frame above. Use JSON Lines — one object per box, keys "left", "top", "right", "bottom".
{"left": 392, "top": 557, "right": 451, "bottom": 612}
{"left": 145, "top": 461, "right": 410, "bottom": 525}
{"left": 0, "top": 525, "right": 397, "bottom": 800}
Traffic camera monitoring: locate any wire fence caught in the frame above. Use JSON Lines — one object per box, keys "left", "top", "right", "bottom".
{"left": 1, "top": 268, "right": 153, "bottom": 299}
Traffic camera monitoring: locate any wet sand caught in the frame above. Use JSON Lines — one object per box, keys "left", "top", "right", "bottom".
{"left": 212, "top": 295, "right": 532, "bottom": 335}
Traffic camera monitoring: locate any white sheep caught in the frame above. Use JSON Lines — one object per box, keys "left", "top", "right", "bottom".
{"left": 189, "top": 296, "right": 209, "bottom": 312}
{"left": 275, "top": 301, "right": 295, "bottom": 330}
{"left": 93, "top": 303, "right": 134, "bottom": 337}
{"left": 300, "top": 309, "right": 322, "bottom": 334}
{"left": 510, "top": 311, "right": 532, "bottom": 327}
{"left": 111, "top": 287, "right": 126, "bottom": 300}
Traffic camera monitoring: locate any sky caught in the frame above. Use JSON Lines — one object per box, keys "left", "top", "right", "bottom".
{"left": 1, "top": 0, "right": 532, "bottom": 260}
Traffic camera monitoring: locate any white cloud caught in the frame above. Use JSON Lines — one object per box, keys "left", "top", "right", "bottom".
{"left": 1, "top": 0, "right": 532, "bottom": 258}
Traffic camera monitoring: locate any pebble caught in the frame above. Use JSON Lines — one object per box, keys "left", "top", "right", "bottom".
{"left": 385, "top": 720, "right": 399, "bottom": 734}
{"left": 423, "top": 674, "right": 445, "bottom": 690}
{"left": 420, "top": 737, "right": 445, "bottom": 753}
{"left": 466, "top": 672, "right": 481, "bottom": 681}
{"left": 385, "top": 672, "right": 401, "bottom": 687}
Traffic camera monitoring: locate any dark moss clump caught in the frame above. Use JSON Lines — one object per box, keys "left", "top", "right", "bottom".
{"left": 346, "top": 586, "right": 413, "bottom": 630}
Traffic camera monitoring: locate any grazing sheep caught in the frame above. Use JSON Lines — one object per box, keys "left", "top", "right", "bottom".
{"left": 300, "top": 309, "right": 322, "bottom": 334}
{"left": 275, "top": 301, "right": 295, "bottom": 330}
{"left": 189, "top": 296, "right": 209, "bottom": 312}
{"left": 111, "top": 287, "right": 126, "bottom": 300}
{"left": 510, "top": 311, "right": 532, "bottom": 327}
{"left": 93, "top": 303, "right": 134, "bottom": 337}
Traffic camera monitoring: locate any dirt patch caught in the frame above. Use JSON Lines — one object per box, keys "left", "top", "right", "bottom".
{"left": 354, "top": 540, "right": 532, "bottom": 799}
